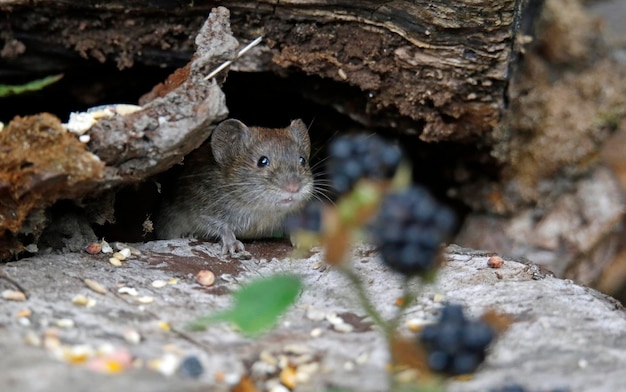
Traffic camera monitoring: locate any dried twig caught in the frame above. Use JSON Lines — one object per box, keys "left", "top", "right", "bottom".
{"left": 204, "top": 36, "right": 263, "bottom": 80}
{"left": 0, "top": 268, "right": 29, "bottom": 299}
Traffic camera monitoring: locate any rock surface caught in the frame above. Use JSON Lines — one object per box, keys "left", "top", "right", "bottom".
{"left": 1, "top": 241, "right": 625, "bottom": 391}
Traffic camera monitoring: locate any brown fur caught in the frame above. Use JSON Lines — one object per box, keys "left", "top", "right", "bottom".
{"left": 155, "top": 119, "right": 313, "bottom": 254}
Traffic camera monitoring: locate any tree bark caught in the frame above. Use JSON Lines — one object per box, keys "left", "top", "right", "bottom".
{"left": 1, "top": 0, "right": 538, "bottom": 142}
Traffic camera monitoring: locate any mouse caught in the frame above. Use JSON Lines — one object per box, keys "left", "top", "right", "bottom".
{"left": 155, "top": 118, "right": 314, "bottom": 255}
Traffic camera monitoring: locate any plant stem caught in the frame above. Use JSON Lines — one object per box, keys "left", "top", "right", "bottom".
{"left": 339, "top": 266, "right": 399, "bottom": 389}
{"left": 340, "top": 267, "right": 390, "bottom": 335}
{"left": 389, "top": 276, "right": 423, "bottom": 333}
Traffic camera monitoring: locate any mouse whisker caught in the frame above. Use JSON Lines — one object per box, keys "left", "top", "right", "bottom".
{"left": 311, "top": 192, "right": 335, "bottom": 206}
{"left": 312, "top": 178, "right": 333, "bottom": 185}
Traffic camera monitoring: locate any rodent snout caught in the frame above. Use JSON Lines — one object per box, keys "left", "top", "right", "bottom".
{"left": 283, "top": 181, "right": 302, "bottom": 194}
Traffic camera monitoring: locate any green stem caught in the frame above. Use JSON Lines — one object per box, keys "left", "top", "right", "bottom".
{"left": 340, "top": 266, "right": 397, "bottom": 389}
{"left": 389, "top": 276, "right": 423, "bottom": 333}
{"left": 340, "top": 267, "right": 391, "bottom": 336}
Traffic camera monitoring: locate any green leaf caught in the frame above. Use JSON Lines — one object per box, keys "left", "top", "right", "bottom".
{"left": 187, "top": 274, "right": 302, "bottom": 336}
{"left": 0, "top": 74, "right": 64, "bottom": 97}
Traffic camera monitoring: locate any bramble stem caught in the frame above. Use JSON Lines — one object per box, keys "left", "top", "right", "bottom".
{"left": 340, "top": 267, "right": 391, "bottom": 336}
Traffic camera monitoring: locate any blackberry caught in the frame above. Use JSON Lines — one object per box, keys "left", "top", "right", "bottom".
{"left": 285, "top": 201, "right": 323, "bottom": 233}
{"left": 328, "top": 134, "right": 402, "bottom": 195}
{"left": 370, "top": 185, "right": 456, "bottom": 275}
{"left": 419, "top": 304, "right": 495, "bottom": 375}
{"left": 178, "top": 355, "right": 204, "bottom": 378}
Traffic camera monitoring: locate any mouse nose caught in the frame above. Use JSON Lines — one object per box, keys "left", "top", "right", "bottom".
{"left": 284, "top": 181, "right": 301, "bottom": 194}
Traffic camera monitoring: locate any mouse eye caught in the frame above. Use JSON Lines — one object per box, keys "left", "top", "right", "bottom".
{"left": 257, "top": 156, "right": 270, "bottom": 168}
{"left": 298, "top": 156, "right": 307, "bottom": 166}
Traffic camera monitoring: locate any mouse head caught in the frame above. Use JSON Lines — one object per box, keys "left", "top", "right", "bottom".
{"left": 210, "top": 119, "right": 310, "bottom": 168}
{"left": 210, "top": 118, "right": 313, "bottom": 210}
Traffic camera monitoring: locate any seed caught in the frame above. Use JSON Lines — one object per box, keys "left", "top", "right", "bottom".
{"left": 43, "top": 328, "right": 61, "bottom": 350}
{"left": 406, "top": 318, "right": 428, "bottom": 332}
{"left": 84, "top": 279, "right": 107, "bottom": 294}
{"left": 101, "top": 240, "right": 113, "bottom": 254}
{"left": 55, "top": 318, "right": 75, "bottom": 328}
{"left": 72, "top": 294, "right": 96, "bottom": 308}
{"left": 250, "top": 360, "right": 276, "bottom": 377}
{"left": 2, "top": 290, "right": 26, "bottom": 301}
{"left": 123, "top": 329, "right": 142, "bottom": 344}
{"left": 197, "top": 270, "right": 215, "bottom": 287}
{"left": 280, "top": 365, "right": 297, "bottom": 390}
{"left": 333, "top": 322, "right": 354, "bottom": 333}
{"left": 137, "top": 296, "right": 154, "bottom": 304}
{"left": 151, "top": 280, "right": 168, "bottom": 288}
{"left": 16, "top": 309, "right": 32, "bottom": 318}
{"left": 260, "top": 350, "right": 278, "bottom": 366}
{"left": 325, "top": 312, "right": 343, "bottom": 325}
{"left": 96, "top": 343, "right": 116, "bottom": 356}
{"left": 295, "top": 362, "right": 320, "bottom": 383}
{"left": 126, "top": 245, "right": 142, "bottom": 255}
{"left": 149, "top": 353, "right": 180, "bottom": 376}
{"left": 63, "top": 344, "right": 94, "bottom": 364}
{"left": 72, "top": 294, "right": 88, "bottom": 305}
{"left": 112, "top": 252, "right": 126, "bottom": 261}
{"left": 23, "top": 331, "right": 41, "bottom": 347}
{"left": 306, "top": 307, "right": 326, "bottom": 321}
{"left": 488, "top": 255, "right": 504, "bottom": 268}
{"left": 284, "top": 344, "right": 310, "bottom": 356}
{"left": 269, "top": 384, "right": 290, "bottom": 392}
{"left": 118, "top": 287, "right": 138, "bottom": 296}
{"left": 108, "top": 257, "right": 122, "bottom": 267}
{"left": 433, "top": 293, "right": 446, "bottom": 303}
{"left": 85, "top": 242, "right": 102, "bottom": 254}
{"left": 113, "top": 104, "right": 142, "bottom": 115}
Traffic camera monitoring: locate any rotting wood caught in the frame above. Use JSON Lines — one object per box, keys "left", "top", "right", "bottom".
{"left": 0, "top": 7, "right": 236, "bottom": 260}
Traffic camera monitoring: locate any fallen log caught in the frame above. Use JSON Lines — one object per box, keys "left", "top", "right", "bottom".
{"left": 1, "top": 0, "right": 539, "bottom": 141}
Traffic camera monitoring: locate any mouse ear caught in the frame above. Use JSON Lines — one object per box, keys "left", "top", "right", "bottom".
{"left": 211, "top": 119, "right": 251, "bottom": 165}
{"left": 289, "top": 119, "right": 311, "bottom": 157}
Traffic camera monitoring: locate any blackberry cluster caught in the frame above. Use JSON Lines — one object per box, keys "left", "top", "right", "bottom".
{"left": 286, "top": 201, "right": 323, "bottom": 233}
{"left": 370, "top": 185, "right": 456, "bottom": 275}
{"left": 328, "top": 134, "right": 402, "bottom": 195}
{"left": 419, "top": 304, "right": 495, "bottom": 375}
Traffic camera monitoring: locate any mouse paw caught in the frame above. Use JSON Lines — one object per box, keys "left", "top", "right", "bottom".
{"left": 220, "top": 238, "right": 245, "bottom": 256}
{"left": 218, "top": 229, "right": 250, "bottom": 258}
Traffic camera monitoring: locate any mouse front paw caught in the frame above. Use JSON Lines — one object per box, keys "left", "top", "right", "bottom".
{"left": 221, "top": 238, "right": 245, "bottom": 255}
{"left": 218, "top": 229, "right": 246, "bottom": 255}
